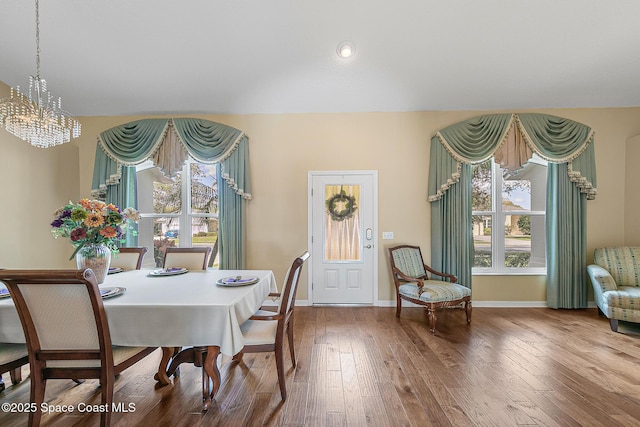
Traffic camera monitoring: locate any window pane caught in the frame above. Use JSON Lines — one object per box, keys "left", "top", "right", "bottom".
{"left": 144, "top": 168, "right": 181, "bottom": 214}
{"left": 190, "top": 163, "right": 218, "bottom": 215}
{"left": 502, "top": 160, "right": 546, "bottom": 211}
{"left": 503, "top": 214, "right": 545, "bottom": 268}
{"left": 472, "top": 160, "right": 492, "bottom": 211}
{"left": 504, "top": 214, "right": 529, "bottom": 267}
{"left": 473, "top": 215, "right": 492, "bottom": 268}
{"left": 192, "top": 217, "right": 219, "bottom": 268}
{"left": 324, "top": 184, "right": 361, "bottom": 262}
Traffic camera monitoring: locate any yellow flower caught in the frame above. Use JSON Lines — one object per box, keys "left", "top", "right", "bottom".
{"left": 84, "top": 212, "right": 104, "bottom": 227}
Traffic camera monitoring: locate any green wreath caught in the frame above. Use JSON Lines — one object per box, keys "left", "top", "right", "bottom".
{"left": 326, "top": 190, "right": 357, "bottom": 222}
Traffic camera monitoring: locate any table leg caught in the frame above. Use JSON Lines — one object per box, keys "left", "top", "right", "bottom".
{"left": 202, "top": 345, "right": 221, "bottom": 411}
{"left": 154, "top": 347, "right": 176, "bottom": 385}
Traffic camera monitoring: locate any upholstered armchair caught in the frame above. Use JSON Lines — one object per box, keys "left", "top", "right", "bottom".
{"left": 388, "top": 245, "right": 472, "bottom": 334}
{"left": 587, "top": 247, "right": 640, "bottom": 332}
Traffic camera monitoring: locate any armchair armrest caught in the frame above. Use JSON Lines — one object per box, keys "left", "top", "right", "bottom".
{"left": 587, "top": 264, "right": 618, "bottom": 293}
{"left": 424, "top": 264, "right": 458, "bottom": 283}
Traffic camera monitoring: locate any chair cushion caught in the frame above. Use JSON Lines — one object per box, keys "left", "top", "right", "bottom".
{"left": 240, "top": 310, "right": 278, "bottom": 346}
{"left": 399, "top": 281, "right": 471, "bottom": 303}
{"left": 0, "top": 343, "right": 28, "bottom": 367}
{"left": 602, "top": 287, "right": 640, "bottom": 310}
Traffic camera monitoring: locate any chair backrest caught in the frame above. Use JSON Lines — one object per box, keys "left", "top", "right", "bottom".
{"left": 0, "top": 269, "right": 115, "bottom": 369}
{"left": 277, "top": 252, "right": 310, "bottom": 321}
{"left": 388, "top": 245, "right": 427, "bottom": 280}
{"left": 594, "top": 247, "right": 640, "bottom": 288}
{"left": 110, "top": 247, "right": 148, "bottom": 270}
{"left": 163, "top": 247, "right": 212, "bottom": 270}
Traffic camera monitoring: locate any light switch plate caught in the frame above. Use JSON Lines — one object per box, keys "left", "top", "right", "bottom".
{"left": 382, "top": 232, "right": 394, "bottom": 240}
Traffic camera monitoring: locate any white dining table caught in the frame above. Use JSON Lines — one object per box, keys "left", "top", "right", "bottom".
{"left": 0, "top": 268, "right": 277, "bottom": 410}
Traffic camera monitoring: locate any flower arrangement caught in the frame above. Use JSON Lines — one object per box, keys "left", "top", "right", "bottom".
{"left": 51, "top": 199, "right": 140, "bottom": 260}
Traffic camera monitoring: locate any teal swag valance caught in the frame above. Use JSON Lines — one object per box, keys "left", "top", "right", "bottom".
{"left": 91, "top": 118, "right": 251, "bottom": 201}
{"left": 428, "top": 113, "right": 597, "bottom": 310}
{"left": 90, "top": 118, "right": 252, "bottom": 269}
{"left": 428, "top": 113, "right": 596, "bottom": 202}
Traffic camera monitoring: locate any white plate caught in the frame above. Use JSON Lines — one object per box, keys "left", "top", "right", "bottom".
{"left": 148, "top": 268, "right": 189, "bottom": 276}
{"left": 0, "top": 288, "right": 10, "bottom": 299}
{"left": 216, "top": 276, "right": 260, "bottom": 287}
{"left": 108, "top": 267, "right": 124, "bottom": 274}
{"left": 100, "top": 287, "right": 126, "bottom": 299}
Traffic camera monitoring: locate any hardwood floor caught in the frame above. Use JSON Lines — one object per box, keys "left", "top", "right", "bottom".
{"left": 2, "top": 306, "right": 640, "bottom": 426}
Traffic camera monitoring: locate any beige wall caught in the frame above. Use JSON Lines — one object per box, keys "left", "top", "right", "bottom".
{"left": 0, "top": 82, "right": 80, "bottom": 268}
{"left": 3, "top": 78, "right": 640, "bottom": 304}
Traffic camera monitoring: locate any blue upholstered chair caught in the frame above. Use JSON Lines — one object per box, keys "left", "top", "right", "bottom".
{"left": 587, "top": 247, "right": 640, "bottom": 332}
{"left": 388, "top": 245, "right": 472, "bottom": 334}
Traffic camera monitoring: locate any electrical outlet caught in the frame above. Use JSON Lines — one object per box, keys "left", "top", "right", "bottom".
{"left": 382, "top": 232, "right": 394, "bottom": 240}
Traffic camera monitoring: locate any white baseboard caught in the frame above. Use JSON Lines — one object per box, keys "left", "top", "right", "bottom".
{"left": 293, "top": 300, "right": 597, "bottom": 308}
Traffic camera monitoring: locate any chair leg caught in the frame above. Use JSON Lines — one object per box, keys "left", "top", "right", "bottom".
{"left": 465, "top": 300, "right": 472, "bottom": 324}
{"left": 232, "top": 351, "right": 244, "bottom": 363}
{"left": 427, "top": 307, "right": 437, "bottom": 334}
{"left": 396, "top": 296, "right": 402, "bottom": 318}
{"left": 9, "top": 367, "right": 22, "bottom": 385}
{"left": 287, "top": 324, "right": 296, "bottom": 368}
{"left": 275, "top": 346, "right": 287, "bottom": 400}
{"left": 29, "top": 363, "right": 46, "bottom": 427}
{"left": 610, "top": 319, "right": 619, "bottom": 332}
{"left": 101, "top": 373, "right": 114, "bottom": 427}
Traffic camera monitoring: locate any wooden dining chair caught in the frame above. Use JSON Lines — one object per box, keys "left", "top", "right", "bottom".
{"left": 0, "top": 269, "right": 157, "bottom": 427}
{"left": 109, "top": 247, "right": 148, "bottom": 271}
{"left": 234, "top": 251, "right": 310, "bottom": 400}
{"left": 163, "top": 247, "right": 212, "bottom": 270}
{"left": 0, "top": 343, "right": 29, "bottom": 392}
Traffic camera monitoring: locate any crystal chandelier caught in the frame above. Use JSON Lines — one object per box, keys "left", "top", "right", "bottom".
{"left": 0, "top": 0, "right": 81, "bottom": 148}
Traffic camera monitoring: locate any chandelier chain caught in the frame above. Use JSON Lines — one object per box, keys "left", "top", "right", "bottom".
{"left": 35, "top": 0, "right": 40, "bottom": 79}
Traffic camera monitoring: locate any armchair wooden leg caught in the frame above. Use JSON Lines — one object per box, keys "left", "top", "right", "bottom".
{"left": 465, "top": 300, "right": 472, "bottom": 324}
{"left": 427, "top": 307, "right": 437, "bottom": 334}
{"left": 610, "top": 319, "right": 619, "bottom": 332}
{"left": 396, "top": 297, "right": 402, "bottom": 318}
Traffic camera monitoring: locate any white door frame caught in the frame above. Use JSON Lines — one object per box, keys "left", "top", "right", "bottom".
{"left": 307, "top": 170, "right": 379, "bottom": 306}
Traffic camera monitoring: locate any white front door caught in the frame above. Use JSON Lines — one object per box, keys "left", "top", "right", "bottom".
{"left": 309, "top": 171, "right": 377, "bottom": 305}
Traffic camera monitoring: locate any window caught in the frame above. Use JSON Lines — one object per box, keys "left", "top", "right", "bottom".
{"left": 136, "top": 160, "right": 219, "bottom": 268}
{"left": 472, "top": 155, "right": 547, "bottom": 274}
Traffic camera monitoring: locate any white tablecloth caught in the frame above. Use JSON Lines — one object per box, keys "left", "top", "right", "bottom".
{"left": 0, "top": 269, "right": 277, "bottom": 357}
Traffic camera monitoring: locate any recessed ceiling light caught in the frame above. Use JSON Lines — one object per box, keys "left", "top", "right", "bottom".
{"left": 337, "top": 41, "right": 355, "bottom": 59}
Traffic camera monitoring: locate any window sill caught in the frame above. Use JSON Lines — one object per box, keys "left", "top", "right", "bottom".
{"left": 472, "top": 270, "right": 546, "bottom": 276}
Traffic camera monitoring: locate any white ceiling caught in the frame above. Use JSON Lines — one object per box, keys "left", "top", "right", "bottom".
{"left": 1, "top": 0, "right": 640, "bottom": 117}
